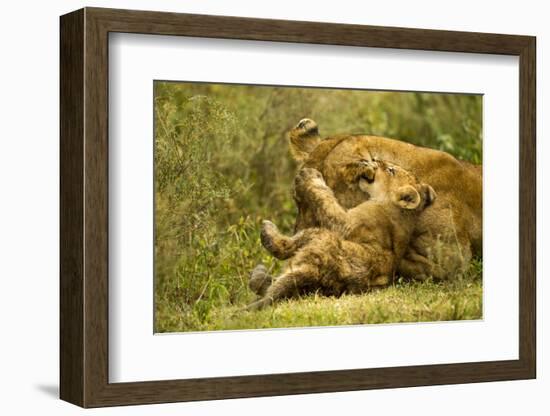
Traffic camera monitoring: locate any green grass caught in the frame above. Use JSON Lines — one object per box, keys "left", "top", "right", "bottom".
{"left": 156, "top": 269, "right": 482, "bottom": 333}
{"left": 153, "top": 82, "right": 483, "bottom": 333}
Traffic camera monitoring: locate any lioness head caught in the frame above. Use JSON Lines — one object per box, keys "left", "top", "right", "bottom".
{"left": 290, "top": 118, "right": 379, "bottom": 208}
{"left": 289, "top": 118, "right": 435, "bottom": 215}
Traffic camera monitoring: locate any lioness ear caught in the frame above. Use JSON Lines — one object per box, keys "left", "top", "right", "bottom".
{"left": 288, "top": 118, "right": 321, "bottom": 162}
{"left": 392, "top": 185, "right": 421, "bottom": 210}
{"left": 423, "top": 184, "right": 437, "bottom": 207}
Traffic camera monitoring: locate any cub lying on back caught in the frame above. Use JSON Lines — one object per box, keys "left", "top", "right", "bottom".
{"left": 247, "top": 162, "right": 436, "bottom": 310}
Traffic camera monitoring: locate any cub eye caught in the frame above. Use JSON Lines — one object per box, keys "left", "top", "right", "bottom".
{"left": 387, "top": 167, "right": 395, "bottom": 176}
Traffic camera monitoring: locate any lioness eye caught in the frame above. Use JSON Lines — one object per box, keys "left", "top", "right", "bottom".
{"left": 387, "top": 167, "right": 395, "bottom": 176}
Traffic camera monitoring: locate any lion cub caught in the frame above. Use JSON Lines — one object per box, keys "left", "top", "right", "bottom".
{"left": 247, "top": 162, "right": 436, "bottom": 310}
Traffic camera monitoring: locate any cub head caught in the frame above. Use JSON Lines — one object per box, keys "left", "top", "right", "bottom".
{"left": 361, "top": 160, "right": 436, "bottom": 211}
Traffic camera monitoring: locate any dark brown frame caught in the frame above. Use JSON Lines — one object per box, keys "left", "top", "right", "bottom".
{"left": 60, "top": 7, "right": 536, "bottom": 408}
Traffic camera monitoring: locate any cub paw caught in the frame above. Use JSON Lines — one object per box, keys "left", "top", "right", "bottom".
{"left": 294, "top": 168, "right": 327, "bottom": 198}
{"left": 249, "top": 264, "right": 272, "bottom": 296}
{"left": 260, "top": 220, "right": 290, "bottom": 260}
{"left": 295, "top": 167, "right": 324, "bottom": 184}
{"left": 260, "top": 220, "right": 278, "bottom": 251}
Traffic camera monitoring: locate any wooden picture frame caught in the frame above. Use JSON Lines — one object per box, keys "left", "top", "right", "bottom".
{"left": 60, "top": 7, "right": 536, "bottom": 408}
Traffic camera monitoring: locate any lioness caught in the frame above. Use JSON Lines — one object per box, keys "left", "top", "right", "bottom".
{"left": 247, "top": 163, "right": 436, "bottom": 310}
{"left": 288, "top": 118, "right": 481, "bottom": 281}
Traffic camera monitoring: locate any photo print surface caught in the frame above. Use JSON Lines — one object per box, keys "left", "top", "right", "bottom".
{"left": 153, "top": 81, "right": 482, "bottom": 333}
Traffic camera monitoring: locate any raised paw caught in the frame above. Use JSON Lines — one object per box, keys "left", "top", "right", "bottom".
{"left": 292, "top": 118, "right": 318, "bottom": 136}
{"left": 260, "top": 220, "right": 279, "bottom": 252}
{"left": 260, "top": 220, "right": 294, "bottom": 260}
{"left": 294, "top": 168, "right": 326, "bottom": 195}
{"left": 299, "top": 167, "right": 324, "bottom": 181}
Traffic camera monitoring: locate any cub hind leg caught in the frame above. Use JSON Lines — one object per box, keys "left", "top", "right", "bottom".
{"left": 246, "top": 264, "right": 320, "bottom": 311}
{"left": 260, "top": 220, "right": 327, "bottom": 260}
{"left": 247, "top": 235, "right": 350, "bottom": 311}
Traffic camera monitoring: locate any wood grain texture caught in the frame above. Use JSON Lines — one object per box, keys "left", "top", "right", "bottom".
{"left": 88, "top": 7, "right": 532, "bottom": 54}
{"left": 59, "top": 7, "right": 537, "bottom": 408}
{"left": 518, "top": 38, "right": 536, "bottom": 376}
{"left": 83, "top": 10, "right": 110, "bottom": 406}
{"left": 59, "top": 8, "right": 84, "bottom": 407}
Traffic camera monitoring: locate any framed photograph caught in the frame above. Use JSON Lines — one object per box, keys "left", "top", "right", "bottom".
{"left": 60, "top": 7, "right": 536, "bottom": 408}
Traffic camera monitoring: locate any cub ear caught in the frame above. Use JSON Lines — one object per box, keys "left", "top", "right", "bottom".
{"left": 392, "top": 185, "right": 421, "bottom": 210}
{"left": 423, "top": 184, "right": 437, "bottom": 207}
{"left": 288, "top": 118, "right": 321, "bottom": 162}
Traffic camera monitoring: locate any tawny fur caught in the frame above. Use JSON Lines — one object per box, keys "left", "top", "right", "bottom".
{"left": 288, "top": 118, "right": 481, "bottom": 281}
{"left": 248, "top": 164, "right": 435, "bottom": 310}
